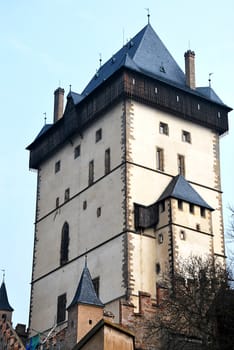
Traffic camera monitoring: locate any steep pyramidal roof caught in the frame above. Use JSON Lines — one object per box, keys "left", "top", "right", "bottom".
{"left": 158, "top": 175, "right": 213, "bottom": 210}
{"left": 82, "top": 24, "right": 186, "bottom": 96}
{"left": 68, "top": 263, "right": 104, "bottom": 309}
{"left": 0, "top": 281, "right": 14, "bottom": 312}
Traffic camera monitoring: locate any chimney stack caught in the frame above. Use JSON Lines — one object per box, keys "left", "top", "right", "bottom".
{"left": 184, "top": 50, "right": 196, "bottom": 89}
{"left": 53, "top": 87, "right": 65, "bottom": 123}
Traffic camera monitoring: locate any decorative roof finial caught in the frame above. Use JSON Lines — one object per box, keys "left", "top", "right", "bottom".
{"left": 1, "top": 269, "right": 5, "bottom": 283}
{"left": 145, "top": 8, "right": 150, "bottom": 24}
{"left": 85, "top": 250, "right": 87, "bottom": 267}
{"left": 43, "top": 112, "right": 47, "bottom": 125}
{"left": 99, "top": 53, "right": 102, "bottom": 68}
{"left": 208, "top": 72, "right": 213, "bottom": 88}
{"left": 69, "top": 84, "right": 72, "bottom": 92}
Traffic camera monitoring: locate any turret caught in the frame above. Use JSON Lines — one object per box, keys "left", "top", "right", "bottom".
{"left": 66, "top": 260, "right": 104, "bottom": 348}
{"left": 0, "top": 279, "right": 14, "bottom": 323}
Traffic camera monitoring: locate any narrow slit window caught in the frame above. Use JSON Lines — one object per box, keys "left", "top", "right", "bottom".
{"left": 200, "top": 207, "right": 206, "bottom": 218}
{"left": 178, "top": 199, "right": 183, "bottom": 210}
{"left": 60, "top": 222, "right": 69, "bottom": 266}
{"left": 55, "top": 160, "right": 61, "bottom": 173}
{"left": 96, "top": 129, "right": 102, "bottom": 143}
{"left": 88, "top": 160, "right": 94, "bottom": 185}
{"left": 74, "top": 145, "right": 80, "bottom": 158}
{"left": 57, "top": 293, "right": 66, "bottom": 324}
{"left": 64, "top": 188, "right": 70, "bottom": 202}
{"left": 178, "top": 154, "right": 185, "bottom": 176}
{"left": 105, "top": 148, "right": 111, "bottom": 175}
{"left": 156, "top": 147, "right": 164, "bottom": 171}
{"left": 92, "top": 277, "right": 100, "bottom": 297}
{"left": 189, "top": 203, "right": 194, "bottom": 214}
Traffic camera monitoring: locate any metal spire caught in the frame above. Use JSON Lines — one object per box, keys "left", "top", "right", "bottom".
{"left": 43, "top": 112, "right": 47, "bottom": 125}
{"left": 99, "top": 53, "right": 102, "bottom": 68}
{"left": 145, "top": 8, "right": 150, "bottom": 24}
{"left": 85, "top": 250, "right": 87, "bottom": 267}
{"left": 1, "top": 270, "right": 5, "bottom": 282}
{"left": 208, "top": 73, "right": 213, "bottom": 88}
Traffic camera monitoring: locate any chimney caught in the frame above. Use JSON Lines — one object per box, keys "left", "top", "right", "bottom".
{"left": 184, "top": 50, "right": 196, "bottom": 89}
{"left": 53, "top": 87, "right": 65, "bottom": 123}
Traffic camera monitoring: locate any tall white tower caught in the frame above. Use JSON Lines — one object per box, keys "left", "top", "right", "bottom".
{"left": 27, "top": 23, "right": 231, "bottom": 336}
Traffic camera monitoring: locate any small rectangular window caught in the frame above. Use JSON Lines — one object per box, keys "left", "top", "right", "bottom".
{"left": 178, "top": 154, "right": 185, "bottom": 176}
{"left": 180, "top": 230, "right": 186, "bottom": 240}
{"left": 56, "top": 197, "right": 60, "bottom": 208}
{"left": 92, "top": 277, "right": 100, "bottom": 297}
{"left": 178, "top": 199, "right": 183, "bottom": 210}
{"left": 159, "top": 122, "right": 169, "bottom": 135}
{"left": 95, "top": 128, "right": 102, "bottom": 143}
{"left": 97, "top": 207, "right": 101, "bottom": 217}
{"left": 158, "top": 233, "right": 163, "bottom": 244}
{"left": 64, "top": 188, "right": 70, "bottom": 202}
{"left": 182, "top": 130, "right": 191, "bottom": 143}
{"left": 189, "top": 203, "right": 194, "bottom": 214}
{"left": 105, "top": 148, "right": 111, "bottom": 175}
{"left": 74, "top": 145, "right": 80, "bottom": 159}
{"left": 156, "top": 147, "right": 164, "bottom": 171}
{"left": 55, "top": 160, "right": 61, "bottom": 173}
{"left": 83, "top": 200, "right": 87, "bottom": 210}
{"left": 89, "top": 160, "right": 94, "bottom": 185}
{"left": 57, "top": 293, "right": 66, "bottom": 324}
{"left": 200, "top": 207, "right": 206, "bottom": 218}
{"left": 159, "top": 201, "right": 165, "bottom": 213}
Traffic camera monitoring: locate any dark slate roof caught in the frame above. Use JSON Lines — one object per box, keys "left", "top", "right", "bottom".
{"left": 157, "top": 175, "right": 213, "bottom": 210}
{"left": 196, "top": 87, "right": 224, "bottom": 104}
{"left": 67, "top": 91, "right": 84, "bottom": 104}
{"left": 68, "top": 264, "right": 104, "bottom": 309}
{"left": 82, "top": 24, "right": 186, "bottom": 96}
{"left": 33, "top": 124, "right": 53, "bottom": 141}
{"left": 0, "top": 281, "right": 14, "bottom": 312}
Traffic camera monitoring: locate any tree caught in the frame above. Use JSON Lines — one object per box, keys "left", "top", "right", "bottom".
{"left": 145, "top": 256, "right": 234, "bottom": 350}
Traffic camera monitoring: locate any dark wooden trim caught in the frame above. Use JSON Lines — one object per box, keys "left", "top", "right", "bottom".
{"left": 27, "top": 69, "right": 230, "bottom": 169}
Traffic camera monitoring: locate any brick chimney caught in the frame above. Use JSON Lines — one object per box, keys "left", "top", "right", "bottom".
{"left": 184, "top": 50, "right": 196, "bottom": 89}
{"left": 53, "top": 87, "right": 65, "bottom": 123}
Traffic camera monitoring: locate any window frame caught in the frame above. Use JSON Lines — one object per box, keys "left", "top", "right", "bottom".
{"left": 159, "top": 122, "right": 169, "bottom": 136}
{"left": 88, "top": 160, "right": 94, "bottom": 185}
{"left": 57, "top": 293, "right": 67, "bottom": 324}
{"left": 104, "top": 148, "right": 111, "bottom": 175}
{"left": 55, "top": 160, "right": 61, "bottom": 173}
{"left": 182, "top": 130, "right": 191, "bottom": 143}
{"left": 95, "top": 128, "right": 102, "bottom": 143}
{"left": 156, "top": 147, "right": 164, "bottom": 171}
{"left": 60, "top": 222, "right": 69, "bottom": 266}
{"left": 74, "top": 144, "right": 81, "bottom": 159}
{"left": 178, "top": 154, "right": 185, "bottom": 176}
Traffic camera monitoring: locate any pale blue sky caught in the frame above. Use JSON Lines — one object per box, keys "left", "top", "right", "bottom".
{"left": 0, "top": 0, "right": 233, "bottom": 326}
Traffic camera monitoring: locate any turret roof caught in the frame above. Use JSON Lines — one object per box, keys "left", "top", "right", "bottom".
{"left": 0, "top": 281, "right": 14, "bottom": 312}
{"left": 157, "top": 175, "right": 213, "bottom": 210}
{"left": 67, "top": 263, "right": 104, "bottom": 309}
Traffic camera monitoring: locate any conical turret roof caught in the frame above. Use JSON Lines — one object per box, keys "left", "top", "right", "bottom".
{"left": 68, "top": 263, "right": 104, "bottom": 309}
{"left": 0, "top": 281, "right": 14, "bottom": 312}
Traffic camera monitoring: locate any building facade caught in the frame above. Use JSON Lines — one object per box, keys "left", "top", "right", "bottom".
{"left": 27, "top": 23, "right": 231, "bottom": 337}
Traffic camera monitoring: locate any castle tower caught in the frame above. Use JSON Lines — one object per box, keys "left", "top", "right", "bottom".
{"left": 0, "top": 279, "right": 14, "bottom": 323}
{"left": 66, "top": 260, "right": 104, "bottom": 348}
{"left": 27, "top": 23, "right": 231, "bottom": 336}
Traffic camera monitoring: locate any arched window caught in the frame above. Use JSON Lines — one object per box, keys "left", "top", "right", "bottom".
{"left": 60, "top": 222, "right": 69, "bottom": 266}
